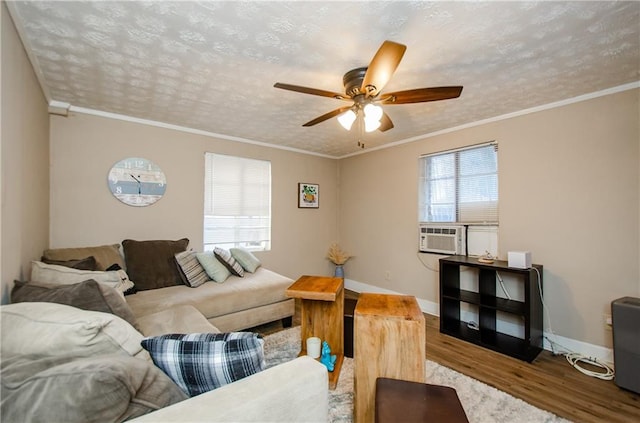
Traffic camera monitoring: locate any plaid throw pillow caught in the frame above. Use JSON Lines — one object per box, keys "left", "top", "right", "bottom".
{"left": 141, "top": 332, "right": 265, "bottom": 397}
{"left": 213, "top": 247, "right": 245, "bottom": 277}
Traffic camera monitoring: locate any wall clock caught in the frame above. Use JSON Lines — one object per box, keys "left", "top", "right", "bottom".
{"left": 108, "top": 157, "right": 166, "bottom": 207}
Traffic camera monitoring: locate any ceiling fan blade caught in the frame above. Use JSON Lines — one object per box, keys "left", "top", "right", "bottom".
{"left": 274, "top": 83, "right": 349, "bottom": 100}
{"left": 361, "top": 40, "right": 407, "bottom": 98}
{"left": 381, "top": 86, "right": 463, "bottom": 104}
{"left": 379, "top": 111, "right": 394, "bottom": 132}
{"left": 302, "top": 106, "right": 353, "bottom": 127}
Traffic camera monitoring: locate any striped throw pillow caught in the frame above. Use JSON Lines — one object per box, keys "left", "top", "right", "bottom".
{"left": 174, "top": 251, "right": 211, "bottom": 288}
{"left": 213, "top": 247, "right": 245, "bottom": 277}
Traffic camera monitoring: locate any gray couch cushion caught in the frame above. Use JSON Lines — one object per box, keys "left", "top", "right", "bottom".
{"left": 1, "top": 354, "right": 187, "bottom": 423}
{"left": 42, "top": 244, "right": 124, "bottom": 271}
{"left": 40, "top": 256, "right": 98, "bottom": 270}
{"left": 11, "top": 279, "right": 139, "bottom": 331}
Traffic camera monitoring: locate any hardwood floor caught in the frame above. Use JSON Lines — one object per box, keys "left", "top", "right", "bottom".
{"left": 253, "top": 292, "right": 640, "bottom": 423}
{"left": 424, "top": 313, "right": 639, "bottom": 423}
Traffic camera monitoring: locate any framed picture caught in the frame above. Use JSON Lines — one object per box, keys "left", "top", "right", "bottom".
{"left": 298, "top": 183, "right": 319, "bottom": 208}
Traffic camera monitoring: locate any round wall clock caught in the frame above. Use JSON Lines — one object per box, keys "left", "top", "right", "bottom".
{"left": 108, "top": 157, "right": 166, "bottom": 207}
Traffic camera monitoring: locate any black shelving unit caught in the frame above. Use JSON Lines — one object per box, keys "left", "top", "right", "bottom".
{"left": 439, "top": 255, "right": 543, "bottom": 362}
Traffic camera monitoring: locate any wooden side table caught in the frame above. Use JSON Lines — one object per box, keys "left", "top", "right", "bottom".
{"left": 285, "top": 275, "right": 344, "bottom": 390}
{"left": 354, "top": 293, "right": 426, "bottom": 423}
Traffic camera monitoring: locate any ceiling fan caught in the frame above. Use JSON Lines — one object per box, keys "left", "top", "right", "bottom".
{"left": 274, "top": 40, "right": 463, "bottom": 133}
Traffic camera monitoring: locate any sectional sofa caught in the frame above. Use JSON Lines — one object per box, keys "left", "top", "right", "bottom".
{"left": 0, "top": 240, "right": 328, "bottom": 422}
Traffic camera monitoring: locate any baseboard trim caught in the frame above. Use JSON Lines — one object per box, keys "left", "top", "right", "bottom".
{"left": 344, "top": 278, "right": 613, "bottom": 364}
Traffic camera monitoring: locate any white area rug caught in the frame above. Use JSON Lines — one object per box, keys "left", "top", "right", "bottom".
{"left": 263, "top": 327, "right": 571, "bottom": 423}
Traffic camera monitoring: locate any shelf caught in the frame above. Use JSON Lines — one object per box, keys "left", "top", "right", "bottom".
{"left": 440, "top": 318, "right": 541, "bottom": 362}
{"left": 442, "top": 288, "right": 480, "bottom": 305}
{"left": 440, "top": 255, "right": 543, "bottom": 274}
{"left": 443, "top": 288, "right": 526, "bottom": 314}
{"left": 439, "top": 255, "right": 543, "bottom": 362}
{"left": 481, "top": 296, "right": 526, "bottom": 314}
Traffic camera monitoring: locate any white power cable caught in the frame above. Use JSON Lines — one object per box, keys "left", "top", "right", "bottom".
{"left": 565, "top": 353, "right": 615, "bottom": 380}
{"left": 416, "top": 252, "right": 439, "bottom": 272}
{"left": 496, "top": 271, "right": 512, "bottom": 300}
{"left": 532, "top": 266, "right": 614, "bottom": 381}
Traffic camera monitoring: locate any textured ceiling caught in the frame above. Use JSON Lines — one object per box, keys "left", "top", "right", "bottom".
{"left": 7, "top": 1, "right": 640, "bottom": 157}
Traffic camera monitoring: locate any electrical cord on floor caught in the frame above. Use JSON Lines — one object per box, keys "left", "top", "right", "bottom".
{"left": 532, "top": 266, "right": 615, "bottom": 381}
{"left": 565, "top": 353, "right": 615, "bottom": 380}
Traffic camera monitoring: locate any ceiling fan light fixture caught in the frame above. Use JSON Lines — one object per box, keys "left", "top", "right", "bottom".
{"left": 363, "top": 103, "right": 383, "bottom": 132}
{"left": 337, "top": 109, "right": 357, "bottom": 130}
{"left": 364, "top": 116, "right": 381, "bottom": 132}
{"left": 364, "top": 103, "right": 383, "bottom": 121}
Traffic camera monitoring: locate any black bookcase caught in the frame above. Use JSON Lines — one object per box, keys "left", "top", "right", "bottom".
{"left": 439, "top": 255, "right": 543, "bottom": 362}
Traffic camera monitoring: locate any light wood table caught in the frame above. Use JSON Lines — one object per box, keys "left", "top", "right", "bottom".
{"left": 353, "top": 293, "right": 426, "bottom": 423}
{"left": 285, "top": 275, "right": 344, "bottom": 390}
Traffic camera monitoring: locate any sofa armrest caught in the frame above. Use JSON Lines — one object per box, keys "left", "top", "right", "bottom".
{"left": 129, "top": 356, "right": 328, "bottom": 422}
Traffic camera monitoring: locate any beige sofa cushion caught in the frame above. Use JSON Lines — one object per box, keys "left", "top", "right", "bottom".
{"left": 136, "top": 305, "right": 220, "bottom": 337}
{"left": 1, "top": 354, "right": 187, "bottom": 423}
{"left": 126, "top": 267, "right": 293, "bottom": 322}
{"left": 0, "top": 302, "right": 149, "bottom": 361}
{"left": 42, "top": 244, "right": 124, "bottom": 271}
{"left": 130, "top": 356, "right": 328, "bottom": 422}
{"left": 30, "top": 261, "right": 135, "bottom": 296}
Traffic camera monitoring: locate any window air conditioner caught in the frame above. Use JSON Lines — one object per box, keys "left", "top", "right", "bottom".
{"left": 419, "top": 224, "right": 466, "bottom": 255}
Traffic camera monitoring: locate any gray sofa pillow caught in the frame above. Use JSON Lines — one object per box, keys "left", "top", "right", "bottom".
{"left": 11, "top": 279, "right": 140, "bottom": 331}
{"left": 42, "top": 244, "right": 125, "bottom": 271}
{"left": 1, "top": 354, "right": 188, "bottom": 423}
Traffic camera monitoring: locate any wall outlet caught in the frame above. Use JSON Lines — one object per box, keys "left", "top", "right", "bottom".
{"left": 384, "top": 271, "right": 391, "bottom": 281}
{"left": 603, "top": 314, "right": 612, "bottom": 330}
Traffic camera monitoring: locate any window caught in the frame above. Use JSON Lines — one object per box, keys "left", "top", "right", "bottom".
{"left": 204, "top": 153, "right": 271, "bottom": 251}
{"left": 419, "top": 142, "right": 498, "bottom": 224}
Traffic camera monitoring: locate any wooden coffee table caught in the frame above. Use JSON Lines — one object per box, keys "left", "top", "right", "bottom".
{"left": 285, "top": 275, "right": 344, "bottom": 390}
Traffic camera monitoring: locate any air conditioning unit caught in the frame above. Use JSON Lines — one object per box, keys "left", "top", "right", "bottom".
{"left": 419, "top": 223, "right": 466, "bottom": 255}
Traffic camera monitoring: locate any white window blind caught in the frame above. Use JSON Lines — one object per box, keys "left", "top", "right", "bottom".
{"left": 419, "top": 142, "right": 498, "bottom": 224}
{"left": 204, "top": 153, "right": 271, "bottom": 251}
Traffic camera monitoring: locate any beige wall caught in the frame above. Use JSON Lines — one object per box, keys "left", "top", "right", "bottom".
{"left": 0, "top": 3, "right": 50, "bottom": 303}
{"left": 49, "top": 113, "right": 339, "bottom": 280}
{"left": 4, "top": 0, "right": 638, "bottom": 351}
{"left": 339, "top": 88, "right": 639, "bottom": 349}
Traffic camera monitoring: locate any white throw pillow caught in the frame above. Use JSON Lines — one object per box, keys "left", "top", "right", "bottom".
{"left": 0, "top": 302, "right": 149, "bottom": 361}
{"left": 30, "top": 261, "right": 134, "bottom": 296}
